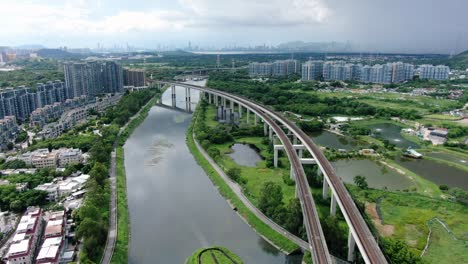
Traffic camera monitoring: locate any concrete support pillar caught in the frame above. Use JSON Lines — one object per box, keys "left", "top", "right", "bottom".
{"left": 187, "top": 88, "right": 191, "bottom": 112}
{"left": 239, "top": 104, "right": 242, "bottom": 118}
{"left": 254, "top": 114, "right": 258, "bottom": 126}
{"left": 274, "top": 148, "right": 279, "bottom": 167}
{"left": 290, "top": 164, "right": 295, "bottom": 181}
{"left": 230, "top": 100, "right": 234, "bottom": 110}
{"left": 208, "top": 93, "right": 212, "bottom": 104}
{"left": 223, "top": 97, "right": 226, "bottom": 108}
{"left": 171, "top": 84, "right": 176, "bottom": 107}
{"left": 293, "top": 135, "right": 298, "bottom": 145}
{"left": 298, "top": 149, "right": 303, "bottom": 158}
{"left": 347, "top": 231, "right": 356, "bottom": 262}
{"left": 330, "top": 193, "right": 337, "bottom": 216}
{"left": 264, "top": 123, "right": 268, "bottom": 136}
{"left": 322, "top": 175, "right": 329, "bottom": 200}
{"left": 247, "top": 110, "right": 250, "bottom": 124}
{"left": 269, "top": 126, "right": 273, "bottom": 140}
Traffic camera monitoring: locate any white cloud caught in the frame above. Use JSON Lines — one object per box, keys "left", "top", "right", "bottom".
{"left": 0, "top": 0, "right": 330, "bottom": 39}
{"left": 180, "top": 0, "right": 331, "bottom": 26}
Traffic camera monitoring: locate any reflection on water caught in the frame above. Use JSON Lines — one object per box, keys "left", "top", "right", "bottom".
{"left": 124, "top": 87, "right": 301, "bottom": 263}
{"left": 228, "top": 143, "right": 262, "bottom": 167}
{"left": 310, "top": 130, "right": 366, "bottom": 150}
{"left": 426, "top": 152, "right": 468, "bottom": 168}
{"left": 369, "top": 123, "right": 419, "bottom": 149}
{"left": 144, "top": 136, "right": 174, "bottom": 166}
{"left": 394, "top": 157, "right": 468, "bottom": 190}
{"left": 332, "top": 159, "right": 413, "bottom": 190}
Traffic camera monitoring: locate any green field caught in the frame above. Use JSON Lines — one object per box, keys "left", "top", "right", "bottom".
{"left": 310, "top": 90, "right": 461, "bottom": 116}
{"left": 351, "top": 186, "right": 468, "bottom": 263}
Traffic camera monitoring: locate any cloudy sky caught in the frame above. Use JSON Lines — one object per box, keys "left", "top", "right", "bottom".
{"left": 1, "top": 0, "right": 467, "bottom": 53}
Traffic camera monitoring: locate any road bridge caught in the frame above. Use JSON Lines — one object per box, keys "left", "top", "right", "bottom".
{"left": 157, "top": 81, "right": 388, "bottom": 264}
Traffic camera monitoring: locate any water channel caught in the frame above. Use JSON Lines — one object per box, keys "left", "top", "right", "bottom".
{"left": 124, "top": 81, "right": 302, "bottom": 263}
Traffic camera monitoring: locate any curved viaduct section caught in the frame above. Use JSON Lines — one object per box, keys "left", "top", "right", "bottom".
{"left": 158, "top": 81, "right": 387, "bottom": 264}
{"left": 160, "top": 81, "right": 332, "bottom": 263}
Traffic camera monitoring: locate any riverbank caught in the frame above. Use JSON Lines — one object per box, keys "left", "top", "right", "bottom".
{"left": 187, "top": 107, "right": 300, "bottom": 254}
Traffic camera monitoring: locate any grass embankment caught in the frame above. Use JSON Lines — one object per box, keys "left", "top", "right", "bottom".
{"left": 187, "top": 108, "right": 299, "bottom": 253}
{"left": 111, "top": 93, "right": 160, "bottom": 263}
{"left": 351, "top": 186, "right": 468, "bottom": 263}
{"left": 110, "top": 147, "right": 130, "bottom": 264}
{"left": 186, "top": 246, "right": 243, "bottom": 264}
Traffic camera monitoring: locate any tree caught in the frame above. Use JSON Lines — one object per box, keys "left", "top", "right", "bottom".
{"left": 321, "top": 216, "right": 347, "bottom": 257}
{"left": 89, "top": 162, "right": 109, "bottom": 186}
{"left": 283, "top": 198, "right": 303, "bottom": 236}
{"left": 381, "top": 238, "right": 423, "bottom": 264}
{"left": 258, "top": 182, "right": 284, "bottom": 219}
{"left": 226, "top": 167, "right": 241, "bottom": 182}
{"left": 354, "top": 175, "right": 369, "bottom": 189}
{"left": 10, "top": 200, "right": 24, "bottom": 212}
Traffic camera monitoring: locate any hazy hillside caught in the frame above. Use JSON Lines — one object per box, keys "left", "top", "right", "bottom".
{"left": 447, "top": 50, "right": 468, "bottom": 70}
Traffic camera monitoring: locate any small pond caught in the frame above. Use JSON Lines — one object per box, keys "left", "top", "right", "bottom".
{"left": 228, "top": 143, "right": 262, "bottom": 167}
{"left": 369, "top": 123, "right": 419, "bottom": 149}
{"left": 332, "top": 159, "right": 414, "bottom": 190}
{"left": 310, "top": 130, "right": 367, "bottom": 150}
{"left": 394, "top": 157, "right": 468, "bottom": 190}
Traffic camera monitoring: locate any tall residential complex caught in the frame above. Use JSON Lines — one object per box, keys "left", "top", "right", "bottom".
{"left": 419, "top": 64, "right": 450, "bottom": 80}
{"left": 300, "top": 60, "right": 441, "bottom": 84}
{"left": 64, "top": 61, "right": 123, "bottom": 97}
{"left": 0, "top": 81, "right": 66, "bottom": 121}
{"left": 249, "top": 59, "right": 300, "bottom": 77}
{"left": 302, "top": 60, "right": 324, "bottom": 80}
{"left": 123, "top": 69, "right": 146, "bottom": 87}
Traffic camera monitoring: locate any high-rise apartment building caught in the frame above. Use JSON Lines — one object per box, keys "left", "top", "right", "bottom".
{"left": 123, "top": 69, "right": 146, "bottom": 87}
{"left": 249, "top": 62, "right": 273, "bottom": 77}
{"left": 419, "top": 64, "right": 449, "bottom": 80}
{"left": 249, "top": 60, "right": 299, "bottom": 77}
{"left": 301, "top": 60, "right": 324, "bottom": 81}
{"left": 64, "top": 61, "right": 123, "bottom": 97}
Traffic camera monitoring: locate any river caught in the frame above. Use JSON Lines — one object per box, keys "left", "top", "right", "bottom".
{"left": 124, "top": 82, "right": 302, "bottom": 263}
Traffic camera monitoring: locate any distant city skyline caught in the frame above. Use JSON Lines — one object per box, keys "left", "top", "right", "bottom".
{"left": 1, "top": 0, "right": 467, "bottom": 54}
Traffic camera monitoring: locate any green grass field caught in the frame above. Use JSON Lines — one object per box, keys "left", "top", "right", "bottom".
{"left": 350, "top": 186, "right": 468, "bottom": 263}
{"left": 422, "top": 220, "right": 468, "bottom": 263}
{"left": 110, "top": 147, "right": 130, "bottom": 264}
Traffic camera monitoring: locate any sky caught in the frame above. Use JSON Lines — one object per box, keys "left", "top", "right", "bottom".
{"left": 1, "top": 0, "right": 467, "bottom": 53}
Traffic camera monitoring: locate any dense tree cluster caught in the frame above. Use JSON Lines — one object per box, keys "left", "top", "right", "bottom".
{"left": 0, "top": 59, "right": 64, "bottom": 88}
{"left": 258, "top": 182, "right": 305, "bottom": 238}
